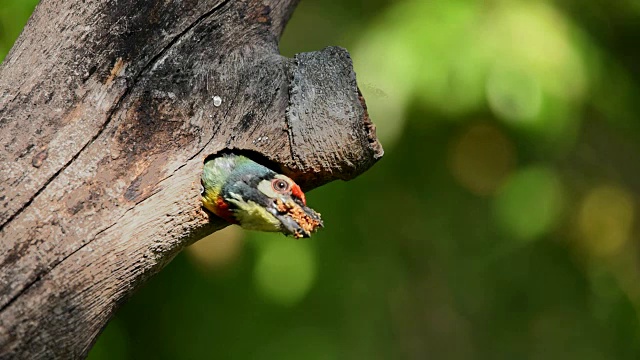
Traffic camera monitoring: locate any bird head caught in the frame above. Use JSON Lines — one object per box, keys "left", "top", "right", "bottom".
{"left": 201, "top": 154, "right": 323, "bottom": 238}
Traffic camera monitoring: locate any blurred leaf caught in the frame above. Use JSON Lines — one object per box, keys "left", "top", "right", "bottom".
{"left": 253, "top": 235, "right": 317, "bottom": 306}
{"left": 493, "top": 166, "right": 564, "bottom": 242}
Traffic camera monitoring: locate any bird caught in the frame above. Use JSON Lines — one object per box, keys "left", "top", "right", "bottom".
{"left": 201, "top": 154, "right": 323, "bottom": 238}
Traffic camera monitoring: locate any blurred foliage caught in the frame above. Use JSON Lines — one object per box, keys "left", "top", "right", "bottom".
{"left": 3, "top": 0, "right": 640, "bottom": 358}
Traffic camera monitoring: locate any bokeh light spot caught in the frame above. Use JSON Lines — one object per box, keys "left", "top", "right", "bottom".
{"left": 578, "top": 185, "right": 635, "bottom": 257}
{"left": 486, "top": 65, "right": 543, "bottom": 124}
{"left": 494, "top": 166, "right": 564, "bottom": 241}
{"left": 254, "top": 237, "right": 317, "bottom": 306}
{"left": 448, "top": 122, "right": 516, "bottom": 196}
{"left": 486, "top": 2, "right": 589, "bottom": 103}
{"left": 186, "top": 226, "right": 244, "bottom": 272}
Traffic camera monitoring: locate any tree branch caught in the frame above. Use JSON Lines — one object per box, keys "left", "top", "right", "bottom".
{"left": 0, "top": 0, "right": 382, "bottom": 358}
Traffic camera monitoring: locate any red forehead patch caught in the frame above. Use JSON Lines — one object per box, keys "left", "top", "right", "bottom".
{"left": 291, "top": 183, "right": 306, "bottom": 205}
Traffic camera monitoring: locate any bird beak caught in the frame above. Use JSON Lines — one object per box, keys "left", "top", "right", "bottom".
{"left": 267, "top": 196, "right": 323, "bottom": 238}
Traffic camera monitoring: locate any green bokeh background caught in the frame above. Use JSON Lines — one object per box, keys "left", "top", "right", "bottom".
{"left": 4, "top": 0, "right": 640, "bottom": 358}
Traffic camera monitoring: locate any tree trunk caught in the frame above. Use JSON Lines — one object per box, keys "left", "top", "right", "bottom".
{"left": 0, "top": 0, "right": 383, "bottom": 358}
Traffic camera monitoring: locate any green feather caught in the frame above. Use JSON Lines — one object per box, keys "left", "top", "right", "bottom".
{"left": 201, "top": 154, "right": 278, "bottom": 230}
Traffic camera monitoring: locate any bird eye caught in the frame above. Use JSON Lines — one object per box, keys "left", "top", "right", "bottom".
{"left": 271, "top": 179, "right": 290, "bottom": 193}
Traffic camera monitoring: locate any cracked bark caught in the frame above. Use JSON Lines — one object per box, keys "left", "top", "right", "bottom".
{"left": 0, "top": 0, "right": 383, "bottom": 358}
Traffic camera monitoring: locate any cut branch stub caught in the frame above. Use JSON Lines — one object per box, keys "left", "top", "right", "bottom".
{"left": 197, "top": 45, "right": 384, "bottom": 190}
{"left": 284, "top": 47, "right": 383, "bottom": 188}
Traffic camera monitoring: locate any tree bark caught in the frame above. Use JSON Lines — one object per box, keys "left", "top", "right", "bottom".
{"left": 0, "top": 0, "right": 383, "bottom": 358}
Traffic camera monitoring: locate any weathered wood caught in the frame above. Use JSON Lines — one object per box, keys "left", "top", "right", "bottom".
{"left": 0, "top": 0, "right": 382, "bottom": 358}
